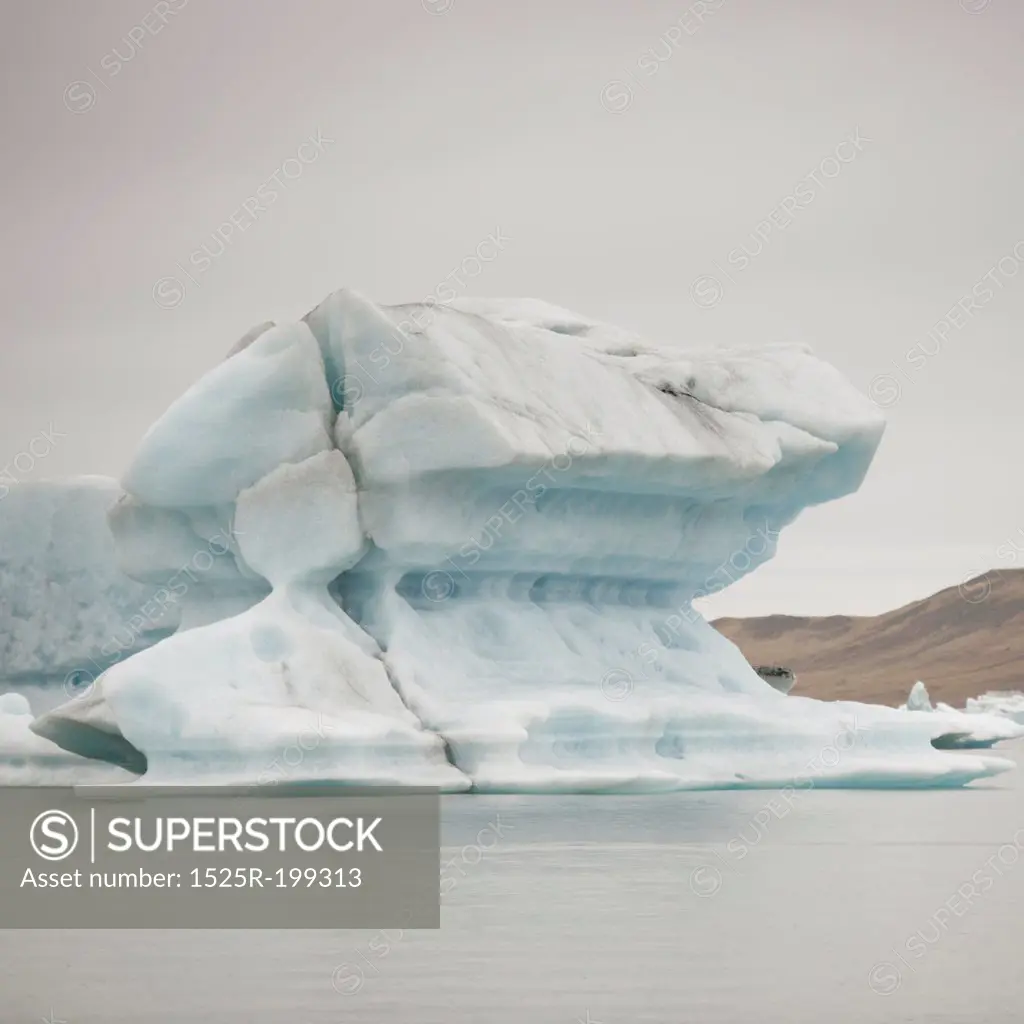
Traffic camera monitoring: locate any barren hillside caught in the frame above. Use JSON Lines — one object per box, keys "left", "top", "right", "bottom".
{"left": 713, "top": 569, "right": 1024, "bottom": 707}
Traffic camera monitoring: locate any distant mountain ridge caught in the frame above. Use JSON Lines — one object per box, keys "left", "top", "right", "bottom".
{"left": 713, "top": 568, "right": 1024, "bottom": 707}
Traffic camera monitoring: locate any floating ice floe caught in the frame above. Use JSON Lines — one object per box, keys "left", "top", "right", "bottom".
{"left": 965, "top": 691, "right": 1024, "bottom": 725}
{"left": 755, "top": 666, "right": 797, "bottom": 694}
{"left": 13, "top": 292, "right": 1020, "bottom": 788}
{"left": 898, "top": 681, "right": 1024, "bottom": 750}
{"left": 0, "top": 692, "right": 132, "bottom": 784}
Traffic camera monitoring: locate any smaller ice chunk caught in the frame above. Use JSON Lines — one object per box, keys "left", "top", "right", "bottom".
{"left": 899, "top": 680, "right": 1023, "bottom": 749}
{"left": 0, "top": 692, "right": 31, "bottom": 716}
{"left": 1, "top": 691, "right": 134, "bottom": 784}
{"left": 754, "top": 666, "right": 796, "bottom": 694}
{"left": 31, "top": 676, "right": 147, "bottom": 774}
{"left": 903, "top": 681, "right": 933, "bottom": 712}
{"left": 966, "top": 691, "right": 1024, "bottom": 725}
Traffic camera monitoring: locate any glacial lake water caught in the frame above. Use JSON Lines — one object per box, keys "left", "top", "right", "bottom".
{"left": 4, "top": 740, "right": 1024, "bottom": 1023}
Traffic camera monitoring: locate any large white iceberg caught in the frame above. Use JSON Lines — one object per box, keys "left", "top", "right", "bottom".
{"left": 28, "top": 291, "right": 1018, "bottom": 789}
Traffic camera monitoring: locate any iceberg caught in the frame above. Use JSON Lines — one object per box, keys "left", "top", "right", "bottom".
{"left": 903, "top": 681, "right": 934, "bottom": 713}
{"left": 966, "top": 691, "right": 1024, "bottom": 725}
{"left": 31, "top": 291, "right": 1018, "bottom": 789}
{"left": 0, "top": 478, "right": 176, "bottom": 684}
{"left": 754, "top": 665, "right": 797, "bottom": 694}
{"left": 0, "top": 692, "right": 131, "bottom": 784}
{"left": 898, "top": 681, "right": 1024, "bottom": 750}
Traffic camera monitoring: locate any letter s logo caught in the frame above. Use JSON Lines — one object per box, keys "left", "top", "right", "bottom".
{"left": 30, "top": 810, "right": 79, "bottom": 861}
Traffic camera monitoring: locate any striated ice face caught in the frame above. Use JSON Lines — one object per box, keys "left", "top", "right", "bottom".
{"left": 18, "top": 291, "right": 1021, "bottom": 788}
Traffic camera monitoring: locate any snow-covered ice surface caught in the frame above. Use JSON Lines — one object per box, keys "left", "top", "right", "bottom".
{"left": 33, "top": 291, "right": 1016, "bottom": 788}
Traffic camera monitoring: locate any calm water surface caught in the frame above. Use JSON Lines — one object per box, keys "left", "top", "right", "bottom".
{"left": 4, "top": 742, "right": 1024, "bottom": 1023}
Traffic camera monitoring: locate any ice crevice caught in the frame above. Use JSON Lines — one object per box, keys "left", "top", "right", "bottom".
{"left": 15, "top": 290, "right": 1020, "bottom": 788}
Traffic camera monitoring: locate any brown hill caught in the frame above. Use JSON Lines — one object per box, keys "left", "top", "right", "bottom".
{"left": 712, "top": 568, "right": 1024, "bottom": 707}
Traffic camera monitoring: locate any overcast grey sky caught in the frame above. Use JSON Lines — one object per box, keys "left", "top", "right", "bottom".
{"left": 1, "top": 0, "right": 1021, "bottom": 618}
